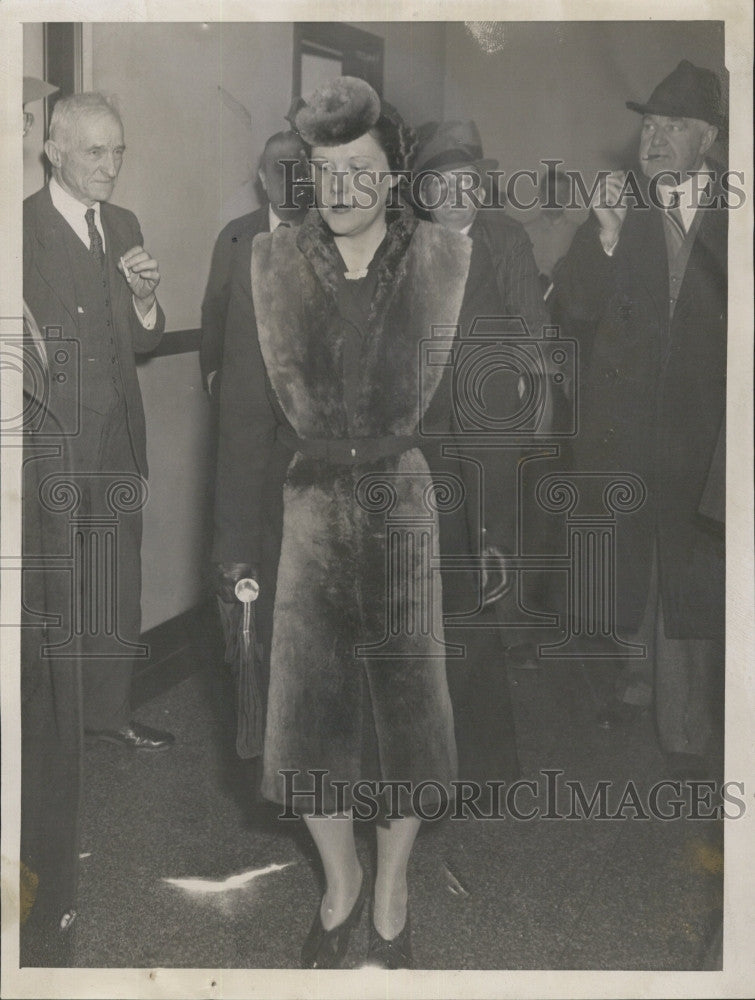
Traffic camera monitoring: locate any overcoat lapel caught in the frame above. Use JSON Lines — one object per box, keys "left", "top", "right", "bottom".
{"left": 622, "top": 203, "right": 669, "bottom": 327}
{"left": 672, "top": 191, "right": 727, "bottom": 330}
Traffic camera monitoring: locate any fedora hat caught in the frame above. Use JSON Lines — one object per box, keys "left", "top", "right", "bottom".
{"left": 626, "top": 59, "right": 725, "bottom": 130}
{"left": 413, "top": 120, "right": 499, "bottom": 175}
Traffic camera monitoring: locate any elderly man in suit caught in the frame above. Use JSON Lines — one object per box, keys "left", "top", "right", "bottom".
{"left": 200, "top": 130, "right": 310, "bottom": 405}
{"left": 23, "top": 91, "right": 173, "bottom": 752}
{"left": 554, "top": 61, "right": 727, "bottom": 778}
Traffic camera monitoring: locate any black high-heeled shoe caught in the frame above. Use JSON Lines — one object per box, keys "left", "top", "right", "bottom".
{"left": 300, "top": 873, "right": 367, "bottom": 969}
{"left": 365, "top": 908, "right": 413, "bottom": 969}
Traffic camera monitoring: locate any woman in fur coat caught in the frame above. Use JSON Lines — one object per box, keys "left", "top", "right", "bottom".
{"left": 213, "top": 78, "right": 520, "bottom": 969}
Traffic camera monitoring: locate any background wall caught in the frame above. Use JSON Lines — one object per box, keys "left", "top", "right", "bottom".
{"left": 444, "top": 21, "right": 726, "bottom": 183}
{"left": 90, "top": 21, "right": 447, "bottom": 335}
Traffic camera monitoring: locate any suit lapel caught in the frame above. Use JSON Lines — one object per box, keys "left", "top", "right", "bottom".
{"left": 29, "top": 187, "right": 79, "bottom": 330}
{"left": 100, "top": 202, "right": 131, "bottom": 321}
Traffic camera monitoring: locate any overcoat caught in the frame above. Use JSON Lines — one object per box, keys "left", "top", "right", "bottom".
{"left": 554, "top": 184, "right": 726, "bottom": 639}
{"left": 200, "top": 205, "right": 269, "bottom": 397}
{"left": 213, "top": 207, "right": 519, "bottom": 808}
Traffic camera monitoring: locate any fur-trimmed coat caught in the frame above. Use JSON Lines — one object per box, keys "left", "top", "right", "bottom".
{"left": 213, "top": 207, "right": 517, "bottom": 807}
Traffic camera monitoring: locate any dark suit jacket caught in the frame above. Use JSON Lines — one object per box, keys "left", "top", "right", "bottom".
{"left": 554, "top": 186, "right": 726, "bottom": 638}
{"left": 470, "top": 208, "right": 550, "bottom": 335}
{"left": 200, "top": 206, "right": 269, "bottom": 394}
{"left": 23, "top": 185, "right": 165, "bottom": 477}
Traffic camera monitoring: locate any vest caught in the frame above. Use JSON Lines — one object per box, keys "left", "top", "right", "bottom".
{"left": 63, "top": 225, "right": 122, "bottom": 415}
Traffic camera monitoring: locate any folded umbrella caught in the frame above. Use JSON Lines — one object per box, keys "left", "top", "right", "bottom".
{"left": 217, "top": 578, "right": 264, "bottom": 758}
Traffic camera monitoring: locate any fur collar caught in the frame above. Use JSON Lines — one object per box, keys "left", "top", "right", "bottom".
{"left": 296, "top": 204, "right": 419, "bottom": 335}
{"left": 252, "top": 208, "right": 471, "bottom": 440}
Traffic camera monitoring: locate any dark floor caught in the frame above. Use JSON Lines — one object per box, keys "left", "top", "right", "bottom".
{"left": 71, "top": 609, "right": 723, "bottom": 970}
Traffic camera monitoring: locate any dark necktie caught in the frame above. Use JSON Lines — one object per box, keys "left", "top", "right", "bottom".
{"left": 85, "top": 207, "right": 105, "bottom": 265}
{"left": 663, "top": 190, "right": 686, "bottom": 255}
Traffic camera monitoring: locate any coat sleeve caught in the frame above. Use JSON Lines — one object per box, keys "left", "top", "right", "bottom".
{"left": 212, "top": 244, "right": 280, "bottom": 567}
{"left": 128, "top": 214, "right": 166, "bottom": 353}
{"left": 456, "top": 237, "right": 520, "bottom": 552}
{"left": 200, "top": 220, "right": 237, "bottom": 390}
{"left": 552, "top": 214, "right": 616, "bottom": 323}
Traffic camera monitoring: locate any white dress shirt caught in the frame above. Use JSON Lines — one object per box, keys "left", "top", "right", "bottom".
{"left": 49, "top": 178, "right": 157, "bottom": 328}
{"left": 656, "top": 165, "right": 712, "bottom": 232}
{"left": 269, "top": 206, "right": 290, "bottom": 232}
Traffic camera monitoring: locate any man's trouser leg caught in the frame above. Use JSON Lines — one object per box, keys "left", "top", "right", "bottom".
{"left": 79, "top": 403, "right": 143, "bottom": 731}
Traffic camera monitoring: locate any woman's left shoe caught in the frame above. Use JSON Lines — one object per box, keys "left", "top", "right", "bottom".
{"left": 300, "top": 874, "right": 367, "bottom": 969}
{"left": 365, "top": 910, "right": 413, "bottom": 969}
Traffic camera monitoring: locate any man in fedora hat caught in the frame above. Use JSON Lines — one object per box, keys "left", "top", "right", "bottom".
{"left": 413, "top": 119, "right": 548, "bottom": 331}
{"left": 412, "top": 119, "right": 554, "bottom": 784}
{"left": 554, "top": 60, "right": 727, "bottom": 779}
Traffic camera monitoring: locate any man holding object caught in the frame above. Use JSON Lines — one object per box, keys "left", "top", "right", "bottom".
{"left": 23, "top": 92, "right": 174, "bottom": 751}
{"left": 555, "top": 61, "right": 727, "bottom": 779}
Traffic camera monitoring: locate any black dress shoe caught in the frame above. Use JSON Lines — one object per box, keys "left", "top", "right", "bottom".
{"left": 365, "top": 909, "right": 413, "bottom": 969}
{"left": 86, "top": 721, "right": 175, "bottom": 751}
{"left": 300, "top": 873, "right": 367, "bottom": 969}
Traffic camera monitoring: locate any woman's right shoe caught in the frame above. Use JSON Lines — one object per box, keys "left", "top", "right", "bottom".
{"left": 365, "top": 909, "right": 413, "bottom": 969}
{"left": 300, "top": 874, "right": 367, "bottom": 969}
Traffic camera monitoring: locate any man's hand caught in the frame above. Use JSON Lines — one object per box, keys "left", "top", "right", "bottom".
{"left": 215, "top": 562, "right": 257, "bottom": 604}
{"left": 481, "top": 544, "right": 509, "bottom": 608}
{"left": 119, "top": 245, "right": 161, "bottom": 313}
{"left": 591, "top": 171, "right": 628, "bottom": 248}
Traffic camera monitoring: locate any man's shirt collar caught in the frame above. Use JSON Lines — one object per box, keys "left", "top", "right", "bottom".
{"left": 49, "top": 177, "right": 105, "bottom": 249}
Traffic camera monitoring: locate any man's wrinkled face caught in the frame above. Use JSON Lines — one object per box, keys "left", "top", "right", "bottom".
{"left": 638, "top": 114, "right": 717, "bottom": 182}
{"left": 47, "top": 111, "right": 125, "bottom": 206}
{"left": 422, "top": 166, "right": 481, "bottom": 232}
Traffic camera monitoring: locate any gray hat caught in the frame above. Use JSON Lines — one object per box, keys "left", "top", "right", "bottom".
{"left": 23, "top": 76, "right": 58, "bottom": 106}
{"left": 413, "top": 120, "right": 498, "bottom": 175}
{"left": 626, "top": 60, "right": 725, "bottom": 131}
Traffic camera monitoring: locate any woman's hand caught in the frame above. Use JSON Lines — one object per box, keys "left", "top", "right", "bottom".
{"left": 215, "top": 562, "right": 257, "bottom": 603}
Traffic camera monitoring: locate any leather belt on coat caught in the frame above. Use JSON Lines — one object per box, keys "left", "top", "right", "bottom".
{"left": 277, "top": 425, "right": 420, "bottom": 466}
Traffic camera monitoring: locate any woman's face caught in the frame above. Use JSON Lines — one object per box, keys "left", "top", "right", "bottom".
{"left": 312, "top": 131, "right": 396, "bottom": 239}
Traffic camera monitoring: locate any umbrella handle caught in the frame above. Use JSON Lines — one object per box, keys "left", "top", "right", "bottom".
{"left": 234, "top": 578, "right": 259, "bottom": 603}
{"left": 234, "top": 578, "right": 259, "bottom": 650}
